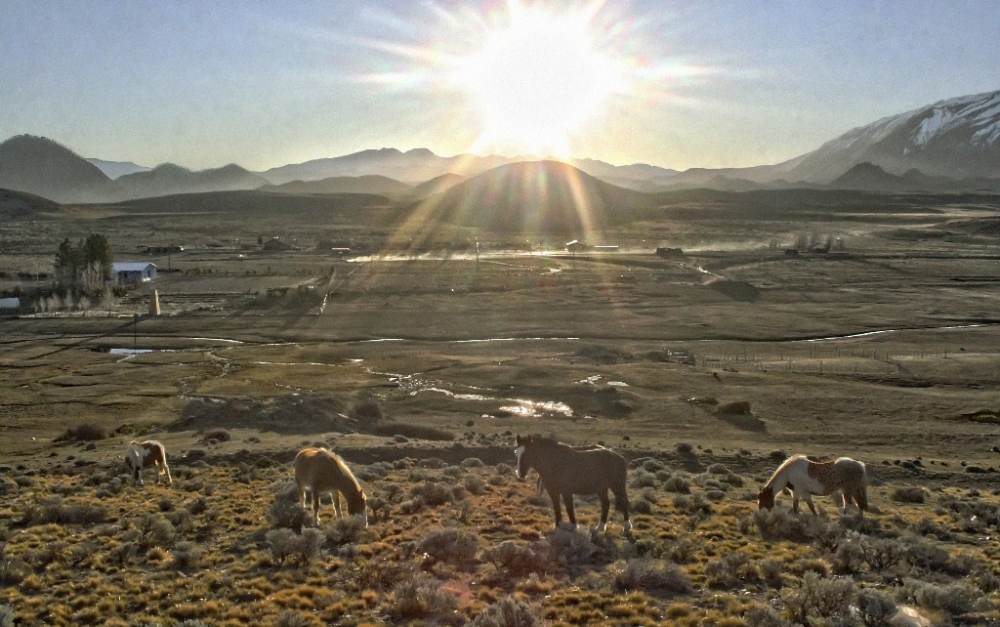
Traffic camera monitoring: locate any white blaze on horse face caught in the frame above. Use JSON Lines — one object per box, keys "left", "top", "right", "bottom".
{"left": 514, "top": 445, "right": 526, "bottom": 478}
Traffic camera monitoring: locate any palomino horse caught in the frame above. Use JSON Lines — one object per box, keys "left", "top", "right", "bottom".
{"left": 758, "top": 455, "right": 868, "bottom": 516}
{"left": 294, "top": 448, "right": 367, "bottom": 527}
{"left": 515, "top": 435, "right": 631, "bottom": 534}
{"left": 125, "top": 440, "right": 172, "bottom": 486}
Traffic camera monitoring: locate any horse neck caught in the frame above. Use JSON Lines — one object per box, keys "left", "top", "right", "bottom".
{"left": 765, "top": 460, "right": 800, "bottom": 493}
{"left": 529, "top": 444, "right": 569, "bottom": 478}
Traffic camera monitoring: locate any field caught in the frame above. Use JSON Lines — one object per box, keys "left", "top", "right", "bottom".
{"left": 4, "top": 190, "right": 1000, "bottom": 626}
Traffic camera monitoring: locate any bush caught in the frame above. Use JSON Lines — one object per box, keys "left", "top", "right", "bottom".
{"left": 135, "top": 513, "right": 176, "bottom": 549}
{"left": 19, "top": 498, "right": 108, "bottom": 527}
{"left": 0, "top": 605, "right": 14, "bottom": 627}
{"left": 389, "top": 576, "right": 457, "bottom": 621}
{"left": 202, "top": 428, "right": 232, "bottom": 443}
{"left": 350, "top": 400, "right": 383, "bottom": 425}
{"left": 466, "top": 597, "right": 541, "bottom": 627}
{"left": 372, "top": 423, "right": 455, "bottom": 441}
{"left": 323, "top": 515, "right": 367, "bottom": 547}
{"left": 902, "top": 579, "right": 985, "bottom": 615}
{"left": 358, "top": 556, "right": 417, "bottom": 591}
{"left": 662, "top": 475, "right": 691, "bottom": 494}
{"left": 892, "top": 486, "right": 927, "bottom": 504}
{"left": 267, "top": 480, "right": 309, "bottom": 532}
{"left": 171, "top": 542, "right": 202, "bottom": 571}
{"left": 705, "top": 552, "right": 761, "bottom": 589}
{"left": 418, "top": 528, "right": 480, "bottom": 568}
{"left": 675, "top": 442, "right": 694, "bottom": 454}
{"left": 781, "top": 572, "right": 856, "bottom": 626}
{"left": 630, "top": 471, "right": 657, "bottom": 489}
{"left": 55, "top": 423, "right": 107, "bottom": 442}
{"left": 481, "top": 541, "right": 551, "bottom": 577}
{"left": 857, "top": 589, "right": 897, "bottom": 627}
{"left": 266, "top": 528, "right": 323, "bottom": 564}
{"left": 753, "top": 507, "right": 811, "bottom": 542}
{"left": 611, "top": 559, "right": 692, "bottom": 596}
{"left": 546, "top": 526, "right": 597, "bottom": 567}
{"left": 463, "top": 474, "right": 487, "bottom": 495}
{"left": 410, "top": 481, "right": 454, "bottom": 506}
{"left": 274, "top": 610, "right": 317, "bottom": 627}
{"left": 717, "top": 401, "right": 752, "bottom": 415}
{"left": 461, "top": 458, "right": 486, "bottom": 469}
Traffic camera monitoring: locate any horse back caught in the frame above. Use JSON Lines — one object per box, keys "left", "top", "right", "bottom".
{"left": 295, "top": 448, "right": 354, "bottom": 493}
{"left": 542, "top": 446, "right": 626, "bottom": 494}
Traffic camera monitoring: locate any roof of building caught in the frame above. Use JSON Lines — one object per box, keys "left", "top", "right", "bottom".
{"left": 112, "top": 262, "right": 157, "bottom": 272}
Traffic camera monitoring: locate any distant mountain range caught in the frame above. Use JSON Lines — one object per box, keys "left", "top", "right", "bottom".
{"left": 3, "top": 89, "right": 1000, "bottom": 203}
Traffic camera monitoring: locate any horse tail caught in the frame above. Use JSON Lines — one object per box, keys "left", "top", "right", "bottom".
{"left": 611, "top": 455, "right": 630, "bottom": 515}
{"left": 855, "top": 483, "right": 869, "bottom": 512}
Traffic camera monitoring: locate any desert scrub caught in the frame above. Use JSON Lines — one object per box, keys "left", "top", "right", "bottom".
{"left": 482, "top": 540, "right": 552, "bottom": 577}
{"left": 466, "top": 597, "right": 541, "bottom": 627}
{"left": 661, "top": 474, "right": 691, "bottom": 494}
{"left": 387, "top": 575, "right": 458, "bottom": 621}
{"left": 780, "top": 571, "right": 856, "bottom": 626}
{"left": 900, "top": 579, "right": 991, "bottom": 615}
{"left": 418, "top": 528, "right": 479, "bottom": 569}
{"left": 18, "top": 497, "right": 108, "bottom": 527}
{"left": 892, "top": 486, "right": 928, "bottom": 504}
{"left": 611, "top": 559, "right": 692, "bottom": 596}
{"left": 266, "top": 528, "right": 323, "bottom": 564}
{"left": 410, "top": 480, "right": 455, "bottom": 506}
{"left": 705, "top": 552, "right": 763, "bottom": 589}
{"left": 267, "top": 480, "right": 309, "bottom": 532}
{"left": 323, "top": 514, "right": 368, "bottom": 547}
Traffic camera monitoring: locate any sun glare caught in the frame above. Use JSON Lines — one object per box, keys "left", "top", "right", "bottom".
{"left": 454, "top": 2, "right": 629, "bottom": 156}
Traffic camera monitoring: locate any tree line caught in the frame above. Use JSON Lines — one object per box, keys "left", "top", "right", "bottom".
{"left": 55, "top": 233, "right": 113, "bottom": 291}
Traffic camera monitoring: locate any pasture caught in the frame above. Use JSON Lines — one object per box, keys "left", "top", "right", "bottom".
{"left": 3, "top": 190, "right": 1000, "bottom": 625}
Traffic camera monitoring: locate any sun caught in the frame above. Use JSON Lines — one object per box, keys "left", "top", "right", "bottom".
{"left": 452, "top": 1, "right": 630, "bottom": 157}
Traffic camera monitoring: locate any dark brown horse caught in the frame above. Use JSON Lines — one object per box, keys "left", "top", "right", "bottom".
{"left": 516, "top": 435, "right": 631, "bottom": 534}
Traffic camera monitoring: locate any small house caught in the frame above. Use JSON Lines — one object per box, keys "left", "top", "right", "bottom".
{"left": 0, "top": 297, "right": 20, "bottom": 311}
{"left": 112, "top": 262, "right": 157, "bottom": 284}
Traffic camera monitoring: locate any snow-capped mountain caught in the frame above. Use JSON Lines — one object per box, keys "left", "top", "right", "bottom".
{"left": 779, "top": 90, "right": 1000, "bottom": 183}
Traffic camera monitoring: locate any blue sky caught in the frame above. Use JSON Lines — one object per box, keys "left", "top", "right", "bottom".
{"left": 1, "top": 0, "right": 998, "bottom": 171}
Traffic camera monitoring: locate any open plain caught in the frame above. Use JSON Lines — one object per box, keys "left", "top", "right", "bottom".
{"left": 4, "top": 189, "right": 1000, "bottom": 626}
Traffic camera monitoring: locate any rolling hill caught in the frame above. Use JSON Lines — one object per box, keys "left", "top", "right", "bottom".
{"left": 259, "top": 174, "right": 412, "bottom": 197}
{"left": 0, "top": 135, "right": 115, "bottom": 203}
{"left": 402, "top": 160, "right": 658, "bottom": 235}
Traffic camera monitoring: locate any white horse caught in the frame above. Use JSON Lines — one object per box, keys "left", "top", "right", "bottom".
{"left": 125, "top": 440, "right": 172, "bottom": 486}
{"left": 758, "top": 455, "right": 868, "bottom": 516}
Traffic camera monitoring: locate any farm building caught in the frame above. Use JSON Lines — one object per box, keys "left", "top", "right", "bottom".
{"left": 112, "top": 262, "right": 157, "bottom": 284}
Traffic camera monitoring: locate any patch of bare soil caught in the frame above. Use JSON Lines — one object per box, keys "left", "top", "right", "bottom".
{"left": 167, "top": 394, "right": 352, "bottom": 435}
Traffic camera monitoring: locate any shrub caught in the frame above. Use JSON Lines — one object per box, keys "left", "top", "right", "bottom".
{"left": 902, "top": 579, "right": 985, "bottom": 615}
{"left": 19, "top": 498, "right": 108, "bottom": 527}
{"left": 389, "top": 576, "right": 457, "bottom": 621}
{"left": 463, "top": 474, "right": 487, "bottom": 495}
{"left": 780, "top": 571, "right": 856, "bottom": 626}
{"left": 0, "top": 605, "right": 14, "bottom": 627}
{"left": 546, "top": 526, "right": 597, "bottom": 567}
{"left": 202, "top": 428, "right": 232, "bottom": 442}
{"left": 466, "top": 597, "right": 541, "bottom": 627}
{"left": 662, "top": 475, "right": 691, "bottom": 494}
{"left": 410, "top": 480, "right": 454, "bottom": 506}
{"left": 753, "top": 507, "right": 811, "bottom": 542}
{"left": 675, "top": 442, "right": 694, "bottom": 454}
{"left": 481, "top": 541, "right": 551, "bottom": 577}
{"left": 705, "top": 552, "right": 761, "bottom": 589}
{"left": 0, "top": 549, "right": 28, "bottom": 586}
{"left": 358, "top": 556, "right": 418, "bottom": 591}
{"left": 611, "top": 559, "right": 692, "bottom": 596}
{"left": 632, "top": 500, "right": 653, "bottom": 515}
{"left": 743, "top": 606, "right": 790, "bottom": 627}
{"left": 892, "top": 486, "right": 927, "bottom": 504}
{"left": 857, "top": 589, "right": 897, "bottom": 627}
{"left": 372, "top": 423, "right": 455, "bottom": 441}
{"left": 135, "top": 513, "right": 176, "bottom": 549}
{"left": 266, "top": 528, "right": 323, "bottom": 564}
{"left": 717, "top": 401, "right": 752, "bottom": 415}
{"left": 55, "top": 423, "right": 107, "bottom": 442}
{"left": 274, "top": 610, "right": 317, "bottom": 627}
{"left": 418, "top": 528, "right": 480, "bottom": 568}
{"left": 171, "top": 542, "right": 202, "bottom": 571}
{"left": 323, "top": 515, "right": 367, "bottom": 547}
{"left": 267, "top": 480, "right": 308, "bottom": 532}
{"left": 350, "top": 400, "right": 383, "bottom": 425}
{"left": 461, "top": 458, "right": 486, "bottom": 469}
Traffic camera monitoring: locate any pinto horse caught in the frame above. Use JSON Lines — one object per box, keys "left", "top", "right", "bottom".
{"left": 125, "top": 440, "right": 172, "bottom": 486}
{"left": 516, "top": 435, "right": 631, "bottom": 534}
{"left": 294, "top": 448, "right": 367, "bottom": 527}
{"left": 758, "top": 455, "right": 868, "bottom": 516}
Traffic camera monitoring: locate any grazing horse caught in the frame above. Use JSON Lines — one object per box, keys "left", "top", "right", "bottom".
{"left": 515, "top": 435, "right": 631, "bottom": 534}
{"left": 294, "top": 448, "right": 367, "bottom": 527}
{"left": 758, "top": 455, "right": 868, "bottom": 517}
{"left": 125, "top": 440, "right": 172, "bottom": 486}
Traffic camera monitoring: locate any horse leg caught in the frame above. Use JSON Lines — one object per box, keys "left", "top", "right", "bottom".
{"left": 311, "top": 490, "right": 321, "bottom": 525}
{"left": 333, "top": 491, "right": 342, "bottom": 518}
{"left": 791, "top": 493, "right": 799, "bottom": 513}
{"left": 597, "top": 491, "right": 610, "bottom": 533}
{"left": 612, "top": 484, "right": 631, "bottom": 534}
{"left": 545, "top": 486, "right": 562, "bottom": 528}
{"left": 536, "top": 476, "right": 544, "bottom": 497}
{"left": 563, "top": 493, "right": 577, "bottom": 529}
{"left": 804, "top": 495, "right": 818, "bottom": 516}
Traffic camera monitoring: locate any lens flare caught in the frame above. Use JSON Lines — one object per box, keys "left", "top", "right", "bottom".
{"left": 453, "top": 1, "right": 629, "bottom": 156}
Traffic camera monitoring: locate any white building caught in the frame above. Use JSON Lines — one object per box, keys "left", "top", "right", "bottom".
{"left": 112, "top": 262, "right": 157, "bottom": 284}
{"left": 0, "top": 297, "right": 20, "bottom": 310}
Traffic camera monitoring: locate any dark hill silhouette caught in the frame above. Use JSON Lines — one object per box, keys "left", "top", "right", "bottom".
{"left": 0, "top": 135, "right": 114, "bottom": 203}
{"left": 404, "top": 161, "right": 658, "bottom": 235}
{"left": 117, "top": 163, "right": 268, "bottom": 200}
{"left": 0, "top": 187, "right": 61, "bottom": 219}
{"left": 259, "top": 174, "right": 412, "bottom": 197}
{"left": 97, "top": 189, "right": 396, "bottom": 219}
{"left": 408, "top": 173, "right": 465, "bottom": 199}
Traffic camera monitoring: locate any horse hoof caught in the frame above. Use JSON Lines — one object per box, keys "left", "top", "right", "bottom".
{"left": 622, "top": 520, "right": 633, "bottom": 535}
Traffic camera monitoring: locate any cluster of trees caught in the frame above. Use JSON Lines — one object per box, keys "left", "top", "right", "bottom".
{"left": 55, "top": 233, "right": 113, "bottom": 291}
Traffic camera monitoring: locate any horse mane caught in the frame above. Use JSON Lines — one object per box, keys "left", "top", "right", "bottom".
{"left": 335, "top": 452, "right": 363, "bottom": 496}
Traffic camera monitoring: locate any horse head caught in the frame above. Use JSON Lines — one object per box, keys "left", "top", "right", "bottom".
{"left": 347, "top": 490, "right": 368, "bottom": 527}
{"left": 757, "top": 486, "right": 775, "bottom": 510}
{"left": 514, "top": 434, "right": 532, "bottom": 479}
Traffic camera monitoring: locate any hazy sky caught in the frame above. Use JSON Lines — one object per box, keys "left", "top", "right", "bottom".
{"left": 2, "top": 0, "right": 999, "bottom": 172}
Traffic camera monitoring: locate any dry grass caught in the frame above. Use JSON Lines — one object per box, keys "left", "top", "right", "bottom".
{"left": 0, "top": 449, "right": 997, "bottom": 627}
